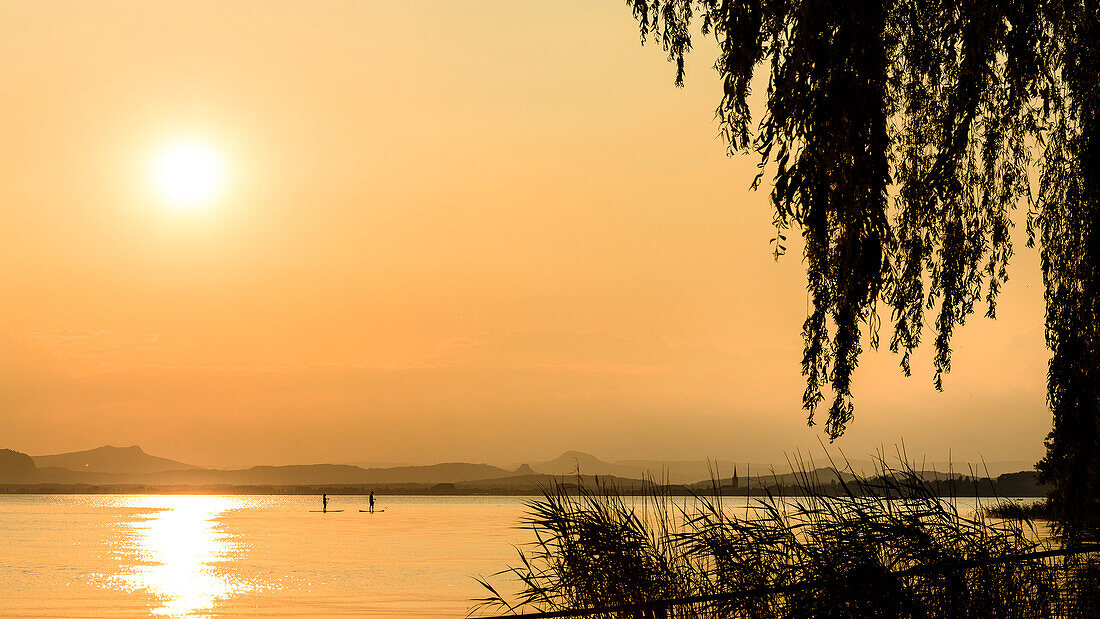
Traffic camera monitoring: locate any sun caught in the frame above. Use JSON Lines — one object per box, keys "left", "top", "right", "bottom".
{"left": 151, "top": 140, "right": 226, "bottom": 209}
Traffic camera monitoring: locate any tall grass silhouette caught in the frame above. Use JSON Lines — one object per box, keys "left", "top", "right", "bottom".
{"left": 473, "top": 459, "right": 1100, "bottom": 618}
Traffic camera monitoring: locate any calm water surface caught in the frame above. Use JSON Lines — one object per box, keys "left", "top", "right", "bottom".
{"left": 0, "top": 494, "right": 1029, "bottom": 617}
{"left": 0, "top": 495, "right": 533, "bottom": 618}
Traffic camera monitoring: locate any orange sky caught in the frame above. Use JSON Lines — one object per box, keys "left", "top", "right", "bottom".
{"left": 0, "top": 1, "right": 1051, "bottom": 467}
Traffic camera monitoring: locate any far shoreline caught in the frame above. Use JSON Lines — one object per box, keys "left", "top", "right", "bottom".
{"left": 0, "top": 482, "right": 1049, "bottom": 498}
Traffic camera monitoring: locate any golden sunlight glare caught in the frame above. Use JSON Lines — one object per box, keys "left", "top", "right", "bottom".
{"left": 151, "top": 140, "right": 226, "bottom": 209}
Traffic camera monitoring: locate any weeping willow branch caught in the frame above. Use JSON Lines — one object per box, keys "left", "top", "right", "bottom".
{"left": 627, "top": 0, "right": 1043, "bottom": 438}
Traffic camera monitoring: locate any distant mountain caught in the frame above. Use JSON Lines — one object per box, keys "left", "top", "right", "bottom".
{"left": 367, "top": 462, "right": 514, "bottom": 484}
{"left": 684, "top": 466, "right": 986, "bottom": 493}
{"left": 922, "top": 461, "right": 1037, "bottom": 477}
{"left": 617, "top": 458, "right": 1037, "bottom": 483}
{"left": 532, "top": 452, "right": 775, "bottom": 484}
{"left": 615, "top": 459, "right": 776, "bottom": 484}
{"left": 0, "top": 449, "right": 36, "bottom": 482}
{"left": 9, "top": 444, "right": 1041, "bottom": 491}
{"left": 687, "top": 467, "right": 860, "bottom": 490}
{"left": 28, "top": 460, "right": 517, "bottom": 486}
{"left": 448, "top": 466, "right": 1038, "bottom": 496}
{"left": 33, "top": 445, "right": 198, "bottom": 475}
{"left": 0, "top": 444, "right": 1050, "bottom": 496}
{"left": 345, "top": 460, "right": 414, "bottom": 469}
{"left": 530, "top": 451, "right": 648, "bottom": 478}
{"left": 451, "top": 472, "right": 661, "bottom": 494}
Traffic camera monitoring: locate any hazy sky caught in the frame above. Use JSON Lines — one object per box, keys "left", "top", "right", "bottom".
{"left": 0, "top": 1, "right": 1050, "bottom": 468}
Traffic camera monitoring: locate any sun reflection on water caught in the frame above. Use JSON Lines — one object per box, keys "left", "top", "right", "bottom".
{"left": 110, "top": 496, "right": 251, "bottom": 617}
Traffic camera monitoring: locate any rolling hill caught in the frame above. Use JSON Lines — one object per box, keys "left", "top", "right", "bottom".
{"left": 33, "top": 445, "right": 198, "bottom": 474}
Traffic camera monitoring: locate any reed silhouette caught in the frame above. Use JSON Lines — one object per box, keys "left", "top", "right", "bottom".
{"left": 474, "top": 459, "right": 1100, "bottom": 618}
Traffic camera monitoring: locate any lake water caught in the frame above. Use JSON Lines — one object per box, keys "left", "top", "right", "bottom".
{"left": 0, "top": 494, "right": 1033, "bottom": 618}
{"left": 0, "top": 495, "right": 534, "bottom": 618}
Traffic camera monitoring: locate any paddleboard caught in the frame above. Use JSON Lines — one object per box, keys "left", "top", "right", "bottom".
{"left": 309, "top": 510, "right": 344, "bottom": 512}
{"left": 359, "top": 509, "right": 385, "bottom": 513}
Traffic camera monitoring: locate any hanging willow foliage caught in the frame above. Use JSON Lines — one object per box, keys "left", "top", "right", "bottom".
{"left": 627, "top": 0, "right": 1099, "bottom": 530}
{"left": 1030, "top": 0, "right": 1100, "bottom": 537}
